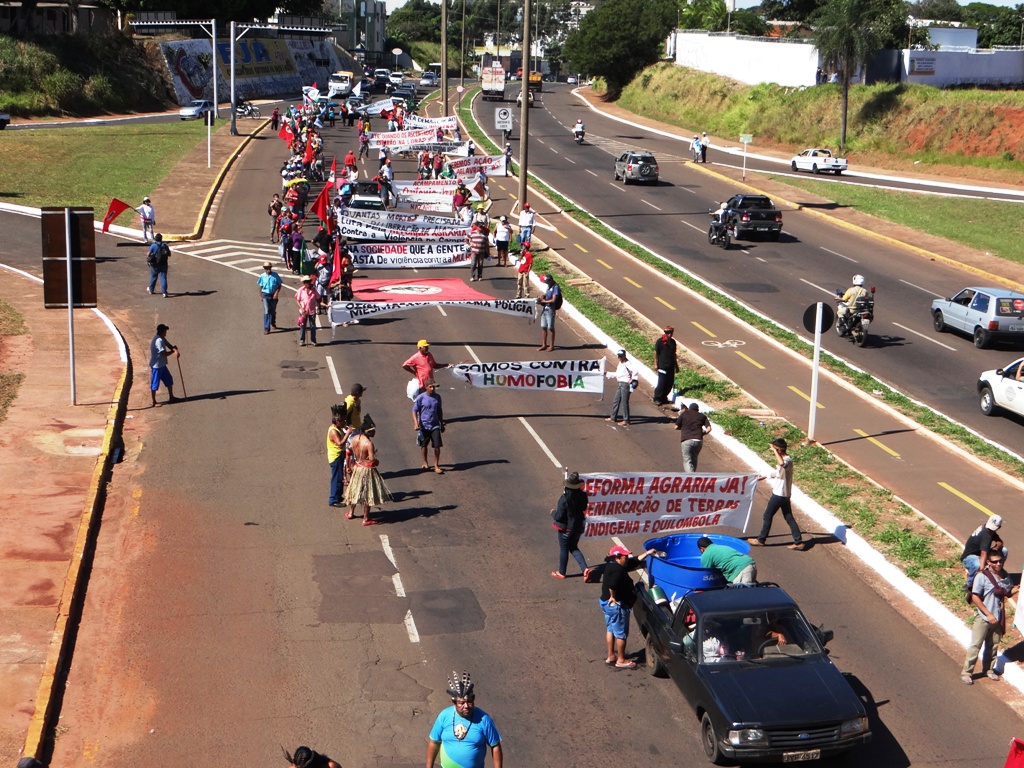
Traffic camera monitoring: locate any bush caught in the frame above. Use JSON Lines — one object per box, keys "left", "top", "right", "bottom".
{"left": 42, "top": 69, "right": 85, "bottom": 114}
{"left": 84, "top": 74, "right": 125, "bottom": 111}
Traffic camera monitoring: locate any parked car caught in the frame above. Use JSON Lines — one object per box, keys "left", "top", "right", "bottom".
{"left": 178, "top": 99, "right": 214, "bottom": 120}
{"left": 613, "top": 150, "right": 659, "bottom": 185}
{"left": 567, "top": 76, "right": 577, "bottom": 85}
{"left": 790, "top": 148, "right": 847, "bottom": 175}
{"left": 723, "top": 194, "right": 783, "bottom": 240}
{"left": 419, "top": 72, "right": 438, "bottom": 87}
{"left": 634, "top": 580, "right": 871, "bottom": 765}
{"left": 932, "top": 287, "right": 1024, "bottom": 349}
{"left": 373, "top": 75, "right": 390, "bottom": 91}
{"left": 978, "top": 358, "right": 1024, "bottom": 417}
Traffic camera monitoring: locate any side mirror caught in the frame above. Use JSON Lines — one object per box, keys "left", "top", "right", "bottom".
{"left": 816, "top": 624, "right": 834, "bottom": 647}
{"left": 996, "top": 369, "right": 1004, "bottom": 376}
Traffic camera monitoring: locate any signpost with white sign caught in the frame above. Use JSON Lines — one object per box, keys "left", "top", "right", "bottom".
{"left": 740, "top": 133, "right": 753, "bottom": 180}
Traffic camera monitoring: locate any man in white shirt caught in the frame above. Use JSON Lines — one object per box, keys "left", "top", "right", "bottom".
{"left": 135, "top": 196, "right": 156, "bottom": 243}
{"left": 604, "top": 348, "right": 638, "bottom": 426}
{"left": 748, "top": 438, "right": 805, "bottom": 550}
{"left": 517, "top": 202, "right": 535, "bottom": 245}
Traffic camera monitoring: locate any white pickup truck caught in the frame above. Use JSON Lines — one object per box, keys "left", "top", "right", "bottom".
{"left": 790, "top": 148, "right": 847, "bottom": 175}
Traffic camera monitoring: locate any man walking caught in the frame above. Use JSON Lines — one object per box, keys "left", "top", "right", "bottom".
{"left": 605, "top": 348, "right": 638, "bottom": 426}
{"left": 697, "top": 536, "right": 756, "bottom": 584}
{"left": 652, "top": 325, "right": 679, "bottom": 405}
{"left": 468, "top": 223, "right": 488, "bottom": 282}
{"left": 748, "top": 438, "right": 805, "bottom": 550}
{"left": 514, "top": 248, "right": 532, "bottom": 299}
{"left": 257, "top": 261, "right": 282, "bottom": 334}
{"left": 962, "top": 554, "right": 1017, "bottom": 684}
{"left": 412, "top": 379, "right": 446, "bottom": 474}
{"left": 149, "top": 323, "right": 181, "bottom": 407}
{"left": 517, "top": 201, "right": 535, "bottom": 245}
{"left": 550, "top": 471, "right": 589, "bottom": 579}
{"left": 327, "top": 404, "right": 351, "bottom": 509}
{"left": 675, "top": 402, "right": 712, "bottom": 471}
{"left": 296, "top": 275, "right": 319, "bottom": 347}
{"left": 426, "top": 672, "right": 503, "bottom": 768}
{"left": 135, "top": 196, "right": 156, "bottom": 243}
{"left": 146, "top": 234, "right": 171, "bottom": 298}
{"left": 537, "top": 274, "right": 561, "bottom": 351}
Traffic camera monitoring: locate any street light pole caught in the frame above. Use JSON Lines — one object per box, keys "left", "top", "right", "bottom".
{"left": 517, "top": 0, "right": 531, "bottom": 207}
{"left": 441, "top": 0, "right": 449, "bottom": 115}
{"left": 460, "top": 0, "right": 467, "bottom": 88}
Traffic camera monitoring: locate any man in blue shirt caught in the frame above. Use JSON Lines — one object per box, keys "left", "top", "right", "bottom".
{"left": 427, "top": 673, "right": 502, "bottom": 768}
{"left": 412, "top": 379, "right": 445, "bottom": 474}
{"left": 537, "top": 273, "right": 561, "bottom": 351}
{"left": 256, "top": 261, "right": 283, "bottom": 334}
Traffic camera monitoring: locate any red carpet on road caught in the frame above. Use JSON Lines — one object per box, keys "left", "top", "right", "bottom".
{"left": 353, "top": 277, "right": 494, "bottom": 303}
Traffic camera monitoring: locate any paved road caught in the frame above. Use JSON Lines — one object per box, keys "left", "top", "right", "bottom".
{"left": 0, "top": 106, "right": 1015, "bottom": 765}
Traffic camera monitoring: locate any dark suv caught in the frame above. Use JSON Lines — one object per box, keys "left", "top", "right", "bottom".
{"left": 614, "top": 150, "right": 659, "bottom": 185}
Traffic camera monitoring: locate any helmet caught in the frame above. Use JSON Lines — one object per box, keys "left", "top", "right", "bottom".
{"left": 719, "top": 203, "right": 728, "bottom": 211}
{"left": 852, "top": 274, "right": 865, "bottom": 286}
{"left": 143, "top": 196, "right": 151, "bottom": 203}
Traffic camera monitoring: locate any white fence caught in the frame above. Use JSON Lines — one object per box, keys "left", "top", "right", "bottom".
{"left": 904, "top": 48, "right": 1024, "bottom": 86}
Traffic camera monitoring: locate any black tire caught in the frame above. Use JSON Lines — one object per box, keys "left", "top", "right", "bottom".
{"left": 933, "top": 311, "right": 946, "bottom": 332}
{"left": 251, "top": 107, "right": 261, "bottom": 119}
{"left": 701, "top": 713, "right": 726, "bottom": 765}
{"left": 791, "top": 160, "right": 798, "bottom": 172}
{"left": 720, "top": 230, "right": 730, "bottom": 250}
{"left": 613, "top": 169, "right": 620, "bottom": 180}
{"left": 980, "top": 385, "right": 997, "bottom": 416}
{"left": 974, "top": 327, "right": 991, "bottom": 349}
{"left": 812, "top": 163, "right": 820, "bottom": 174}
{"left": 857, "top": 330, "right": 868, "bottom": 347}
{"left": 646, "top": 635, "right": 667, "bottom": 677}
{"left": 622, "top": 174, "right": 629, "bottom": 185}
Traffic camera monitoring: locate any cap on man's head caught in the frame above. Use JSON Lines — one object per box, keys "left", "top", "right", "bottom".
{"left": 987, "top": 515, "right": 1003, "bottom": 531}
{"left": 424, "top": 378, "right": 436, "bottom": 387}
{"left": 143, "top": 196, "right": 151, "bottom": 203}
{"left": 616, "top": 349, "right": 626, "bottom": 357}
{"left": 543, "top": 274, "right": 555, "bottom": 285}
{"left": 697, "top": 536, "right": 713, "bottom": 550}
{"left": 523, "top": 202, "right": 531, "bottom": 209}
{"left": 417, "top": 339, "right": 430, "bottom": 348}
{"left": 608, "top": 545, "right": 632, "bottom": 558}
{"left": 300, "top": 275, "right": 312, "bottom": 282}
{"left": 770, "top": 437, "right": 788, "bottom": 451}
{"left": 689, "top": 402, "right": 700, "bottom": 411}
{"left": 156, "top": 323, "right": 169, "bottom": 332}
{"left": 263, "top": 261, "right": 273, "bottom": 269}
{"left": 351, "top": 383, "right": 366, "bottom": 395}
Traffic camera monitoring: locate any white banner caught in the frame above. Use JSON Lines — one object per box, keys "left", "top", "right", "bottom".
{"left": 331, "top": 298, "right": 537, "bottom": 325}
{"left": 392, "top": 179, "right": 484, "bottom": 204}
{"left": 451, "top": 359, "right": 605, "bottom": 393}
{"left": 580, "top": 472, "right": 757, "bottom": 539}
{"left": 344, "top": 209, "right": 468, "bottom": 230}
{"left": 336, "top": 214, "right": 470, "bottom": 243}
{"left": 368, "top": 128, "right": 437, "bottom": 149}
{"left": 448, "top": 154, "right": 507, "bottom": 176}
{"left": 361, "top": 97, "right": 402, "bottom": 115}
{"left": 348, "top": 242, "right": 471, "bottom": 268}
{"left": 404, "top": 114, "right": 458, "bottom": 130}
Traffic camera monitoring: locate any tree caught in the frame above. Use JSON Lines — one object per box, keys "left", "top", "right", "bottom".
{"left": 909, "top": 0, "right": 963, "bottom": 21}
{"left": 963, "top": 3, "right": 1024, "bottom": 48}
{"left": 810, "top": 0, "right": 881, "bottom": 151}
{"left": 387, "top": 0, "right": 443, "bottom": 43}
{"left": 563, "top": 0, "right": 677, "bottom": 96}
{"left": 758, "top": 0, "right": 826, "bottom": 22}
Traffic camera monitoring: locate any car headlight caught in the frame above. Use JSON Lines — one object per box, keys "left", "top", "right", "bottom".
{"left": 727, "top": 728, "right": 767, "bottom": 747}
{"left": 840, "top": 716, "right": 868, "bottom": 736}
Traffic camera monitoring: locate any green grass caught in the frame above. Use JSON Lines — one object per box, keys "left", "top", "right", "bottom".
{"left": 0, "top": 122, "right": 210, "bottom": 216}
{"left": 0, "top": 299, "right": 27, "bottom": 427}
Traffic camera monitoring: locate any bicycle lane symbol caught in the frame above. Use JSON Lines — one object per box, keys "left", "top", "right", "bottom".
{"left": 701, "top": 340, "right": 746, "bottom": 348}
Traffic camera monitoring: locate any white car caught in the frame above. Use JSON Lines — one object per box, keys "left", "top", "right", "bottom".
{"left": 178, "top": 99, "right": 214, "bottom": 120}
{"left": 978, "top": 358, "right": 1024, "bottom": 418}
{"left": 567, "top": 76, "right": 577, "bottom": 85}
{"left": 790, "top": 148, "right": 847, "bottom": 175}
{"left": 389, "top": 72, "right": 405, "bottom": 86}
{"left": 419, "top": 72, "right": 438, "bottom": 87}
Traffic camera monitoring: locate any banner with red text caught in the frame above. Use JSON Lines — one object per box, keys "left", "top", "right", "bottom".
{"left": 579, "top": 472, "right": 757, "bottom": 539}
{"left": 447, "top": 154, "right": 507, "bottom": 176}
{"left": 367, "top": 128, "right": 437, "bottom": 149}
{"left": 404, "top": 113, "right": 459, "bottom": 130}
{"left": 348, "top": 241, "right": 470, "bottom": 268}
{"left": 451, "top": 359, "right": 605, "bottom": 393}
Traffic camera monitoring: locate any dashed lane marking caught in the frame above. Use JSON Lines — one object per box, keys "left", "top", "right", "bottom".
{"left": 892, "top": 322, "right": 958, "bottom": 351}
{"left": 642, "top": 200, "right": 661, "bottom": 211}
{"left": 691, "top": 322, "right": 716, "bottom": 338}
{"left": 655, "top": 296, "right": 675, "bottom": 310}
{"left": 682, "top": 220, "right": 703, "bottom": 233}
{"left": 788, "top": 385, "right": 824, "bottom": 409}
{"left": 325, "top": 356, "right": 343, "bottom": 395}
{"left": 517, "top": 416, "right": 561, "bottom": 468}
{"left": 596, "top": 259, "right": 613, "bottom": 269}
{"left": 939, "top": 482, "right": 995, "bottom": 516}
{"left": 574, "top": 243, "right": 588, "bottom": 253}
{"left": 900, "top": 279, "right": 944, "bottom": 298}
{"left": 735, "top": 351, "right": 765, "bottom": 369}
{"left": 586, "top": 169, "right": 599, "bottom": 177}
{"left": 821, "top": 247, "right": 857, "bottom": 263}
{"left": 853, "top": 428, "right": 900, "bottom": 457}
{"left": 623, "top": 276, "right": 641, "bottom": 288}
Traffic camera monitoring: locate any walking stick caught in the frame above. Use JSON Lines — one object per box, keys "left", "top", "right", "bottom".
{"left": 176, "top": 356, "right": 188, "bottom": 398}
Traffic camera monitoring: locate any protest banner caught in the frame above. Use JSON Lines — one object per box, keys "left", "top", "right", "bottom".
{"left": 392, "top": 179, "right": 484, "bottom": 204}
{"left": 348, "top": 241, "right": 471, "bottom": 268}
{"left": 336, "top": 214, "right": 470, "bottom": 243}
{"left": 367, "top": 128, "right": 437, "bottom": 149}
{"left": 404, "top": 114, "right": 459, "bottom": 130}
{"left": 579, "top": 472, "right": 758, "bottom": 539}
{"left": 448, "top": 155, "right": 507, "bottom": 176}
{"left": 344, "top": 209, "right": 468, "bottom": 230}
{"left": 450, "top": 359, "right": 605, "bottom": 393}
{"left": 330, "top": 298, "right": 537, "bottom": 326}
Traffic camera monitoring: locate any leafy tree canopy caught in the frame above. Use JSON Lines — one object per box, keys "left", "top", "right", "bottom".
{"left": 387, "top": 0, "right": 443, "bottom": 44}
{"left": 757, "top": 0, "right": 826, "bottom": 21}
{"left": 909, "top": 0, "right": 964, "bottom": 20}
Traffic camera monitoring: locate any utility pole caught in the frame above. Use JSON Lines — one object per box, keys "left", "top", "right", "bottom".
{"left": 441, "top": 0, "right": 449, "bottom": 115}
{"left": 517, "top": 0, "right": 531, "bottom": 207}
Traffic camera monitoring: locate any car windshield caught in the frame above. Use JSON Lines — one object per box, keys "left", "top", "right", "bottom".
{"left": 632, "top": 155, "right": 656, "bottom": 164}
{"left": 699, "top": 609, "right": 822, "bottom": 663}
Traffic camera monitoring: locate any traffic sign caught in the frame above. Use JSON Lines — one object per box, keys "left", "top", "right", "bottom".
{"left": 495, "top": 107, "right": 513, "bottom": 131}
{"left": 803, "top": 302, "right": 835, "bottom": 334}
{"left": 740, "top": 133, "right": 753, "bottom": 144}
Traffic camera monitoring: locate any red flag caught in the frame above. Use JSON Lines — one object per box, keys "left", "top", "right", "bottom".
{"left": 310, "top": 183, "right": 332, "bottom": 231}
{"left": 101, "top": 198, "right": 131, "bottom": 233}
{"left": 331, "top": 236, "right": 342, "bottom": 285}
{"left": 278, "top": 122, "right": 294, "bottom": 144}
{"left": 303, "top": 138, "right": 314, "bottom": 166}
{"left": 329, "top": 156, "right": 337, "bottom": 184}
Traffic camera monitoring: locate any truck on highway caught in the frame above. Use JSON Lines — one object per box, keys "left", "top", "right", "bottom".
{"left": 723, "top": 194, "right": 783, "bottom": 241}
{"left": 528, "top": 71, "right": 543, "bottom": 92}
{"left": 327, "top": 71, "right": 353, "bottom": 99}
{"left": 480, "top": 66, "right": 506, "bottom": 102}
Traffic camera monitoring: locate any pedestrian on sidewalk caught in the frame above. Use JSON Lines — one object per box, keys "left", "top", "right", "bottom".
{"left": 652, "top": 325, "right": 679, "bottom": 405}
{"left": 701, "top": 131, "right": 709, "bottom": 163}
{"left": 748, "top": 438, "right": 805, "bottom": 550}
{"left": 494, "top": 216, "right": 512, "bottom": 267}
{"left": 675, "top": 402, "right": 712, "bottom": 471}
{"left": 296, "top": 275, "right": 319, "bottom": 347}
{"left": 343, "top": 415, "right": 393, "bottom": 525}
{"left": 514, "top": 248, "right": 532, "bottom": 299}
{"left": 550, "top": 471, "right": 589, "bottom": 579}
{"left": 505, "top": 142, "right": 514, "bottom": 176}
{"left": 268, "top": 193, "right": 283, "bottom": 242}
{"left": 517, "top": 201, "right": 535, "bottom": 245}
{"left": 605, "top": 348, "right": 638, "bottom": 426}
{"left": 962, "top": 554, "right": 1017, "bottom": 685}
{"left": 271, "top": 108, "right": 279, "bottom": 131}
{"left": 327, "top": 404, "right": 351, "bottom": 509}
{"left": 257, "top": 261, "right": 282, "bottom": 334}
{"left": 537, "top": 274, "right": 561, "bottom": 351}
{"left": 413, "top": 379, "right": 446, "bottom": 474}
{"left": 149, "top": 323, "right": 181, "bottom": 407}
{"left": 135, "top": 196, "right": 156, "bottom": 243}
{"left": 146, "top": 234, "right": 171, "bottom": 298}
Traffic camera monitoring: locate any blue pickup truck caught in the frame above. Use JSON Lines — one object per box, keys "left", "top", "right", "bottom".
{"left": 633, "top": 535, "right": 870, "bottom": 765}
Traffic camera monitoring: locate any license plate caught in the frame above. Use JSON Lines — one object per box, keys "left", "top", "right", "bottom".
{"left": 783, "top": 749, "right": 821, "bottom": 762}
{"left": 756, "top": 226, "right": 769, "bottom": 231}
{"left": 1008, "top": 326, "right": 1024, "bottom": 332}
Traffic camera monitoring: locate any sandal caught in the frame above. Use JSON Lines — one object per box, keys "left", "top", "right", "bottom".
{"left": 961, "top": 674, "right": 974, "bottom": 685}
{"left": 988, "top": 671, "right": 1002, "bottom": 682}
{"left": 614, "top": 660, "right": 637, "bottom": 669}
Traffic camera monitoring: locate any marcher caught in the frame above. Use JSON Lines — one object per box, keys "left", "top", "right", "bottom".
{"left": 691, "top": 134, "right": 702, "bottom": 162}
{"left": 289, "top": 226, "right": 303, "bottom": 274}
{"left": 327, "top": 404, "right": 351, "bottom": 509}
{"left": 343, "top": 415, "right": 393, "bottom": 525}
{"left": 961, "top": 515, "right": 1006, "bottom": 588}
{"left": 413, "top": 379, "right": 446, "bottom": 474}
{"left": 146, "top": 234, "right": 171, "bottom": 298}
{"left": 468, "top": 224, "right": 488, "bottom": 282}
{"left": 675, "top": 402, "right": 712, "bottom": 471}
{"left": 149, "top": 323, "right": 181, "bottom": 407}
{"left": 517, "top": 202, "right": 535, "bottom": 245}
{"left": 282, "top": 746, "right": 340, "bottom": 768}
{"left": 271, "top": 108, "right": 280, "bottom": 132}
{"left": 494, "top": 216, "right": 512, "bottom": 267}
{"left": 135, "top": 196, "right": 156, "bottom": 243}
{"left": 748, "top": 438, "right": 805, "bottom": 550}
{"left": 402, "top": 340, "right": 450, "bottom": 394}
{"left": 344, "top": 382, "right": 365, "bottom": 428}
{"left": 257, "top": 261, "right": 283, "bottom": 334}
{"left": 473, "top": 168, "right": 488, "bottom": 201}
{"left": 296, "top": 275, "right": 319, "bottom": 347}
{"left": 550, "top": 471, "right": 589, "bottom": 579}
{"left": 514, "top": 248, "right": 532, "bottom": 299}
{"left": 344, "top": 149, "right": 357, "bottom": 173}
{"left": 504, "top": 142, "right": 514, "bottom": 176}
{"left": 605, "top": 348, "right": 638, "bottom": 426}
{"left": 653, "top": 325, "right": 679, "bottom": 405}
{"left": 962, "top": 554, "right": 1017, "bottom": 684}
{"left": 600, "top": 544, "right": 658, "bottom": 668}
{"left": 426, "top": 672, "right": 503, "bottom": 768}
{"left": 537, "top": 274, "right": 561, "bottom": 351}
{"left": 700, "top": 131, "right": 709, "bottom": 163}
{"left": 697, "top": 536, "right": 757, "bottom": 584}
{"left": 452, "top": 180, "right": 470, "bottom": 217}
{"left": 268, "top": 193, "right": 283, "bottom": 242}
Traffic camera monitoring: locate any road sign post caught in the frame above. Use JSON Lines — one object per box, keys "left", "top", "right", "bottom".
{"left": 802, "top": 302, "right": 835, "bottom": 442}
{"left": 495, "top": 106, "right": 513, "bottom": 134}
{"left": 739, "top": 133, "right": 753, "bottom": 181}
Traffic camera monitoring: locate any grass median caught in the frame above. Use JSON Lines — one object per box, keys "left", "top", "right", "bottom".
{"left": 0, "top": 298, "right": 27, "bottom": 428}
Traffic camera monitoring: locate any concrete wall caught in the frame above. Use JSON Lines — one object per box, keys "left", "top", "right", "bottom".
{"left": 672, "top": 30, "right": 819, "bottom": 87}
{"left": 903, "top": 49, "right": 1024, "bottom": 86}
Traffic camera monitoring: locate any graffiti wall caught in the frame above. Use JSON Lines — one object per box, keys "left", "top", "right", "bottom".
{"left": 161, "top": 38, "right": 345, "bottom": 105}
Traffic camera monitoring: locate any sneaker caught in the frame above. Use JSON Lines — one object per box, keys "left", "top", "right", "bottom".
{"left": 746, "top": 538, "right": 765, "bottom": 546}
{"left": 146, "top": 287, "right": 152, "bottom": 294}
{"left": 162, "top": 293, "right": 168, "bottom": 298}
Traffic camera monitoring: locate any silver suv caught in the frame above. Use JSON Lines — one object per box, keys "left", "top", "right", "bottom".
{"left": 614, "top": 150, "right": 659, "bottom": 185}
{"left": 931, "top": 286, "right": 1024, "bottom": 349}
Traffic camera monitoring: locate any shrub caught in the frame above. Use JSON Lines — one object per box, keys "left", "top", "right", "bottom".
{"left": 42, "top": 69, "right": 85, "bottom": 114}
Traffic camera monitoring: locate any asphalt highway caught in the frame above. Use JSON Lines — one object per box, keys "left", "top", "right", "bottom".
{"left": 0, "top": 104, "right": 1014, "bottom": 765}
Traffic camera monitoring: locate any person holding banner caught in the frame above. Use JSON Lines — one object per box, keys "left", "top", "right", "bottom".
{"left": 605, "top": 348, "right": 639, "bottom": 427}
{"left": 550, "top": 472, "right": 589, "bottom": 579}
{"left": 135, "top": 196, "right": 156, "bottom": 243}
{"left": 403, "top": 340, "right": 451, "bottom": 395}
{"left": 537, "top": 274, "right": 561, "bottom": 352}
{"left": 748, "top": 438, "right": 806, "bottom": 551}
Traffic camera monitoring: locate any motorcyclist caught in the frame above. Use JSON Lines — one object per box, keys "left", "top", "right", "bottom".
{"left": 837, "top": 274, "right": 869, "bottom": 333}
{"left": 572, "top": 119, "right": 585, "bottom": 140}
{"left": 710, "top": 202, "right": 730, "bottom": 240}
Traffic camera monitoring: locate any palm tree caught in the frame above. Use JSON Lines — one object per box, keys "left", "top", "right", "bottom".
{"left": 810, "top": 0, "right": 881, "bottom": 152}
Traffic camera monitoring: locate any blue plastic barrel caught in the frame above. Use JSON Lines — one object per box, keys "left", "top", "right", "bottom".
{"left": 643, "top": 533, "right": 750, "bottom": 600}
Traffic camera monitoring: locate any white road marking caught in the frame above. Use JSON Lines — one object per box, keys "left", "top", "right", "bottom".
{"left": 821, "top": 247, "right": 857, "bottom": 263}
{"left": 892, "top": 322, "right": 958, "bottom": 350}
{"left": 380, "top": 534, "right": 398, "bottom": 567}
{"left": 586, "top": 169, "right": 599, "bottom": 177}
{"left": 682, "top": 220, "right": 703, "bottom": 233}
{"left": 437, "top": 305, "right": 448, "bottom": 317}
{"left": 392, "top": 573, "right": 406, "bottom": 597}
{"left": 610, "top": 183, "right": 626, "bottom": 192}
{"left": 564, "top": 157, "right": 576, "bottom": 165}
{"left": 756, "top": 256, "right": 767, "bottom": 263}
{"left": 404, "top": 610, "right": 420, "bottom": 643}
{"left": 464, "top": 344, "right": 482, "bottom": 364}
{"left": 681, "top": 187, "right": 697, "bottom": 194}
{"left": 642, "top": 200, "right": 661, "bottom": 211}
{"left": 325, "top": 355, "right": 343, "bottom": 394}
{"left": 800, "top": 278, "right": 836, "bottom": 297}
{"left": 517, "top": 416, "right": 561, "bottom": 468}
{"left": 900, "top": 279, "right": 944, "bottom": 298}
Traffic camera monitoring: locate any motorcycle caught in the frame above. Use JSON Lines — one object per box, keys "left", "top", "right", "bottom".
{"left": 707, "top": 208, "right": 731, "bottom": 249}
{"left": 573, "top": 129, "right": 585, "bottom": 145}
{"left": 235, "top": 101, "right": 261, "bottom": 119}
{"left": 835, "top": 286, "right": 875, "bottom": 347}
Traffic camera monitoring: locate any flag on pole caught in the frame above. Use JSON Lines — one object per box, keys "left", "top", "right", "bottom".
{"left": 310, "top": 183, "right": 332, "bottom": 232}
{"left": 331, "top": 236, "right": 342, "bottom": 285}
{"left": 352, "top": 80, "right": 362, "bottom": 98}
{"left": 278, "top": 121, "right": 294, "bottom": 144}
{"left": 328, "top": 157, "right": 337, "bottom": 187}
{"left": 303, "top": 137, "right": 315, "bottom": 165}
{"left": 101, "top": 198, "right": 132, "bottom": 233}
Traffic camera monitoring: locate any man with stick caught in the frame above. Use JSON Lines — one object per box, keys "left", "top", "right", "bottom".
{"left": 149, "top": 323, "right": 182, "bottom": 407}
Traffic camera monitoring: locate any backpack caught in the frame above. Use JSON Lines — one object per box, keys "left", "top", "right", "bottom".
{"left": 966, "top": 569, "right": 1008, "bottom": 605}
{"left": 552, "top": 288, "right": 563, "bottom": 310}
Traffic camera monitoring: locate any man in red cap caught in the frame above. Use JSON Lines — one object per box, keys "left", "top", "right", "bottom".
{"left": 514, "top": 248, "right": 533, "bottom": 299}
{"left": 402, "top": 340, "right": 450, "bottom": 396}
{"left": 517, "top": 201, "right": 535, "bottom": 245}
{"left": 600, "top": 543, "right": 659, "bottom": 668}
